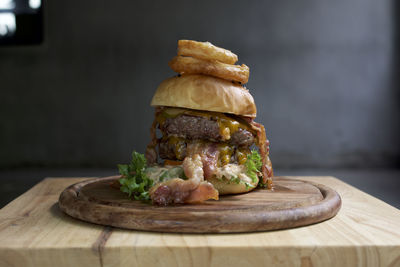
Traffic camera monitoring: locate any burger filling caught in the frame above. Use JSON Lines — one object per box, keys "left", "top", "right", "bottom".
{"left": 156, "top": 107, "right": 255, "bottom": 166}
{"left": 142, "top": 107, "right": 272, "bottom": 205}
{"left": 159, "top": 137, "right": 251, "bottom": 165}
{"left": 147, "top": 107, "right": 272, "bottom": 178}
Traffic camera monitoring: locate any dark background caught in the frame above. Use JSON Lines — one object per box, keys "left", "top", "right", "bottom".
{"left": 1, "top": 1, "right": 399, "bottom": 207}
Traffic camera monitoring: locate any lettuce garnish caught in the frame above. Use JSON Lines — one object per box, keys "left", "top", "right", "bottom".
{"left": 158, "top": 166, "right": 187, "bottom": 181}
{"left": 118, "top": 149, "right": 263, "bottom": 201}
{"left": 245, "top": 150, "right": 262, "bottom": 184}
{"left": 118, "top": 151, "right": 154, "bottom": 201}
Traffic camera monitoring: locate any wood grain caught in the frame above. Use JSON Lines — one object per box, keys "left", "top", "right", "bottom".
{"left": 1, "top": 176, "right": 400, "bottom": 267}
{"left": 58, "top": 176, "right": 341, "bottom": 233}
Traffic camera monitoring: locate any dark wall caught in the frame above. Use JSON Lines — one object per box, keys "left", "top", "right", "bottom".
{"left": 1, "top": 0, "right": 399, "bottom": 168}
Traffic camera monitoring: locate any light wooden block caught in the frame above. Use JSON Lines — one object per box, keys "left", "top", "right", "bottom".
{"left": 0, "top": 177, "right": 399, "bottom": 267}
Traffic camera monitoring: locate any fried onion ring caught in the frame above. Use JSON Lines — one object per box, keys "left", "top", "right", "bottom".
{"left": 177, "top": 40, "right": 238, "bottom": 65}
{"left": 169, "top": 56, "right": 249, "bottom": 84}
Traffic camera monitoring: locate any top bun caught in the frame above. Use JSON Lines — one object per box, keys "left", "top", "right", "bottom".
{"left": 151, "top": 74, "right": 257, "bottom": 117}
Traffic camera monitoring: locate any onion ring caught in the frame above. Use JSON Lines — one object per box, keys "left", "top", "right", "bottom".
{"left": 177, "top": 40, "right": 238, "bottom": 65}
{"left": 169, "top": 56, "right": 249, "bottom": 84}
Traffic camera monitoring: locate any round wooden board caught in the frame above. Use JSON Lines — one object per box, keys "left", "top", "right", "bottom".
{"left": 58, "top": 176, "right": 341, "bottom": 233}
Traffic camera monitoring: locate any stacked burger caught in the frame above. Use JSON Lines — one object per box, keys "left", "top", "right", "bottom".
{"left": 142, "top": 40, "right": 273, "bottom": 205}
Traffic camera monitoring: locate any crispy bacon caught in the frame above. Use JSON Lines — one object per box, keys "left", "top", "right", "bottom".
{"left": 145, "top": 118, "right": 158, "bottom": 164}
{"left": 149, "top": 154, "right": 218, "bottom": 205}
{"left": 184, "top": 182, "right": 218, "bottom": 203}
{"left": 145, "top": 108, "right": 164, "bottom": 164}
{"left": 247, "top": 120, "right": 273, "bottom": 188}
{"left": 186, "top": 142, "right": 220, "bottom": 179}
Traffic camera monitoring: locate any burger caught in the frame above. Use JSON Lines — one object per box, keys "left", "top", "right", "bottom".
{"left": 118, "top": 40, "right": 273, "bottom": 205}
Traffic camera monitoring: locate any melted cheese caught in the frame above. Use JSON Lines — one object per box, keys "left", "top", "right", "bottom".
{"left": 218, "top": 143, "right": 233, "bottom": 166}
{"left": 165, "top": 136, "right": 186, "bottom": 160}
{"left": 236, "top": 147, "right": 250, "bottom": 165}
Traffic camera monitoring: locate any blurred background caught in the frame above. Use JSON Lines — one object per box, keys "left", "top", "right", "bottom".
{"left": 1, "top": 0, "right": 399, "bottom": 208}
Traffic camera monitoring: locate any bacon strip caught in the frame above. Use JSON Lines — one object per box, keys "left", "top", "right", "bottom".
{"left": 145, "top": 118, "right": 158, "bottom": 164}
{"left": 145, "top": 108, "right": 164, "bottom": 164}
{"left": 248, "top": 120, "right": 273, "bottom": 189}
{"left": 149, "top": 154, "right": 218, "bottom": 205}
{"left": 186, "top": 142, "right": 220, "bottom": 179}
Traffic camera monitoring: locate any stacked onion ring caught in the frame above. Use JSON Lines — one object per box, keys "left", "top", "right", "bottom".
{"left": 168, "top": 40, "right": 250, "bottom": 84}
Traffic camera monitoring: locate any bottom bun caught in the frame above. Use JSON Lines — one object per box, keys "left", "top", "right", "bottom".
{"left": 206, "top": 176, "right": 258, "bottom": 195}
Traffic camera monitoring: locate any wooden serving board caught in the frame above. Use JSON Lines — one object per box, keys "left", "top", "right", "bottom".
{"left": 58, "top": 176, "right": 341, "bottom": 233}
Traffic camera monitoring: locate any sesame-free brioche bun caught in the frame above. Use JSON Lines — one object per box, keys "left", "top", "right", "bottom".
{"left": 151, "top": 74, "right": 257, "bottom": 117}
{"left": 206, "top": 176, "right": 258, "bottom": 195}
{"left": 206, "top": 156, "right": 272, "bottom": 195}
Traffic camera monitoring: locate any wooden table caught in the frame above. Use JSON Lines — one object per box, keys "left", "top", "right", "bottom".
{"left": 0, "top": 177, "right": 399, "bottom": 267}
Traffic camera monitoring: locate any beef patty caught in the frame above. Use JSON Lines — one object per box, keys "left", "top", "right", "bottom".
{"left": 160, "top": 115, "right": 255, "bottom": 147}
{"left": 158, "top": 138, "right": 251, "bottom": 164}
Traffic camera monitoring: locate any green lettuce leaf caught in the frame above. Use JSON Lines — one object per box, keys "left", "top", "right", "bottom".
{"left": 245, "top": 150, "right": 262, "bottom": 184}
{"left": 118, "top": 151, "right": 154, "bottom": 201}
